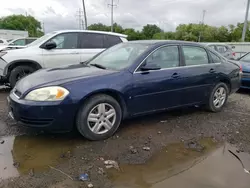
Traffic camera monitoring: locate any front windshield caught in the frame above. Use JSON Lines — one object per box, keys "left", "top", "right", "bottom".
{"left": 87, "top": 43, "right": 149, "bottom": 70}
{"left": 27, "top": 32, "right": 57, "bottom": 47}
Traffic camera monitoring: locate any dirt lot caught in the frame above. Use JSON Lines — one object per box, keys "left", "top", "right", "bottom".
{"left": 0, "top": 87, "right": 250, "bottom": 188}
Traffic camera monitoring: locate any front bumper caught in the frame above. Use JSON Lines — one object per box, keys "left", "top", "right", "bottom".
{"left": 7, "top": 93, "right": 77, "bottom": 132}
{"left": 0, "top": 58, "right": 6, "bottom": 77}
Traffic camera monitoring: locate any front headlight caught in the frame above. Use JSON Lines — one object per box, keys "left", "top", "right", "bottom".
{"left": 25, "top": 86, "right": 69, "bottom": 101}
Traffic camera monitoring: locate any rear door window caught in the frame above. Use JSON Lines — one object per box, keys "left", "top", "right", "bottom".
{"left": 81, "top": 33, "right": 105, "bottom": 49}
{"left": 183, "top": 46, "right": 209, "bottom": 66}
{"left": 104, "top": 35, "right": 122, "bottom": 48}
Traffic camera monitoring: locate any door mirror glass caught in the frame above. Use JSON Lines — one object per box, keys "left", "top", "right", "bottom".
{"left": 45, "top": 41, "right": 57, "bottom": 50}
{"left": 140, "top": 63, "right": 161, "bottom": 71}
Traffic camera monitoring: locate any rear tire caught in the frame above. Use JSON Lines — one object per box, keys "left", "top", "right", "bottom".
{"left": 9, "top": 65, "right": 35, "bottom": 88}
{"left": 76, "top": 94, "right": 122, "bottom": 141}
{"left": 207, "top": 82, "right": 229, "bottom": 112}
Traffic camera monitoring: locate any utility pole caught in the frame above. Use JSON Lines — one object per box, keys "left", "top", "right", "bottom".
{"left": 42, "top": 22, "right": 45, "bottom": 34}
{"left": 242, "top": 0, "right": 250, "bottom": 42}
{"left": 108, "top": 0, "right": 117, "bottom": 32}
{"left": 82, "top": 0, "right": 88, "bottom": 30}
{"left": 198, "top": 10, "right": 206, "bottom": 42}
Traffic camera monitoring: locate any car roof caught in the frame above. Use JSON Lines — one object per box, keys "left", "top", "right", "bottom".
{"left": 53, "top": 30, "right": 128, "bottom": 38}
{"left": 127, "top": 40, "right": 206, "bottom": 47}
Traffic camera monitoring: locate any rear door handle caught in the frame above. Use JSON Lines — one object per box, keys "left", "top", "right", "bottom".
{"left": 70, "top": 52, "right": 80, "bottom": 54}
{"left": 171, "top": 73, "right": 180, "bottom": 79}
{"left": 209, "top": 68, "right": 216, "bottom": 73}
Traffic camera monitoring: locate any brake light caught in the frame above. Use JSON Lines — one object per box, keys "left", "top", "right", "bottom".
{"left": 240, "top": 64, "right": 243, "bottom": 73}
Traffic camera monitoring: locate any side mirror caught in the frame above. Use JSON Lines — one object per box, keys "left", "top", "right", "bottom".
{"left": 44, "top": 41, "right": 57, "bottom": 50}
{"left": 140, "top": 63, "right": 161, "bottom": 71}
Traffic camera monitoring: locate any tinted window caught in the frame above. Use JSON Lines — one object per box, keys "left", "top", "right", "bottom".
{"left": 145, "top": 46, "right": 179, "bottom": 69}
{"left": 81, "top": 33, "right": 104, "bottom": 49}
{"left": 216, "top": 45, "right": 227, "bottom": 53}
{"left": 104, "top": 35, "right": 122, "bottom": 48}
{"left": 12, "top": 39, "right": 25, "bottom": 46}
{"left": 49, "top": 33, "right": 79, "bottom": 49}
{"left": 208, "top": 45, "right": 216, "bottom": 51}
{"left": 0, "top": 40, "right": 3, "bottom": 43}
{"left": 209, "top": 52, "right": 221, "bottom": 63}
{"left": 25, "top": 39, "right": 36, "bottom": 45}
{"left": 183, "top": 46, "right": 209, "bottom": 66}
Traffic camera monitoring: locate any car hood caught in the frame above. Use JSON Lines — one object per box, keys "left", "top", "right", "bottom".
{"left": 15, "top": 64, "right": 117, "bottom": 94}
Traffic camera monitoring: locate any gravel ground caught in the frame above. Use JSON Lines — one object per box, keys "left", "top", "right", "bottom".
{"left": 0, "top": 87, "right": 249, "bottom": 188}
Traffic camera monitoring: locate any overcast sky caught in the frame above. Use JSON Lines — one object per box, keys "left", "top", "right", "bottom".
{"left": 0, "top": 0, "right": 248, "bottom": 33}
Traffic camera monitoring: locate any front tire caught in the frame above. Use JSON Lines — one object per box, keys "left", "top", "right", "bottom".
{"left": 9, "top": 65, "right": 35, "bottom": 88}
{"left": 76, "top": 94, "right": 122, "bottom": 141}
{"left": 207, "top": 82, "right": 229, "bottom": 112}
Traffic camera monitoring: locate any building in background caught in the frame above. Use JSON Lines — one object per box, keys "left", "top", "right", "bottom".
{"left": 0, "top": 29, "right": 28, "bottom": 40}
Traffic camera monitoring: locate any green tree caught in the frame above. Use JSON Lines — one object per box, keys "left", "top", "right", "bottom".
{"left": 142, "top": 24, "right": 162, "bottom": 39}
{"left": 152, "top": 32, "right": 165, "bottom": 39}
{"left": 88, "top": 23, "right": 110, "bottom": 31}
{"left": 0, "top": 15, "right": 44, "bottom": 37}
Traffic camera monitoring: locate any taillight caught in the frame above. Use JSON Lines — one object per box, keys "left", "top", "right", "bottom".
{"left": 232, "top": 52, "right": 236, "bottom": 56}
{"left": 240, "top": 65, "right": 243, "bottom": 73}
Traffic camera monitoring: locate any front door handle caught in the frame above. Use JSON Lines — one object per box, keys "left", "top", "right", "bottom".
{"left": 209, "top": 68, "right": 216, "bottom": 73}
{"left": 171, "top": 73, "right": 180, "bottom": 79}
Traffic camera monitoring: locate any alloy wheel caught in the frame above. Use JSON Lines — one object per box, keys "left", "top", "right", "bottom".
{"left": 87, "top": 103, "right": 116, "bottom": 135}
{"left": 213, "top": 87, "right": 226, "bottom": 108}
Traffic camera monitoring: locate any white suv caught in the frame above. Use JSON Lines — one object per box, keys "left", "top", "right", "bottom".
{"left": 0, "top": 30, "right": 128, "bottom": 87}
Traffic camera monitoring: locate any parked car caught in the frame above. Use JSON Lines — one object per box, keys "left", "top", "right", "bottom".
{"left": 204, "top": 43, "right": 236, "bottom": 60}
{"left": 0, "top": 39, "right": 8, "bottom": 45}
{"left": 0, "top": 30, "right": 128, "bottom": 87}
{"left": 0, "top": 37, "right": 38, "bottom": 51}
{"left": 7, "top": 40, "right": 241, "bottom": 140}
{"left": 233, "top": 52, "right": 250, "bottom": 89}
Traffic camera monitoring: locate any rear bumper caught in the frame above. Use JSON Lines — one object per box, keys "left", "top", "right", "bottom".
{"left": 241, "top": 78, "right": 250, "bottom": 89}
{"left": 7, "top": 93, "right": 78, "bottom": 132}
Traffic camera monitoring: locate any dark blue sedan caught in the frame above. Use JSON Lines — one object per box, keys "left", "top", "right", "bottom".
{"left": 236, "top": 52, "right": 250, "bottom": 89}
{"left": 8, "top": 41, "right": 241, "bottom": 140}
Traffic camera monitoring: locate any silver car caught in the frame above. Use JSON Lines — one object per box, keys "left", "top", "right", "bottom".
{"left": 204, "top": 43, "right": 236, "bottom": 60}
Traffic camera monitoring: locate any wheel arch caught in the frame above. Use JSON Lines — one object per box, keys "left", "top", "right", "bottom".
{"left": 5, "top": 60, "right": 42, "bottom": 78}
{"left": 219, "top": 77, "right": 231, "bottom": 93}
{"left": 78, "top": 89, "right": 129, "bottom": 119}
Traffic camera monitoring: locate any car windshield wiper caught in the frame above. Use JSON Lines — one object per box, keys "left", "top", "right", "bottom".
{"left": 90, "top": 64, "right": 107, "bottom": 70}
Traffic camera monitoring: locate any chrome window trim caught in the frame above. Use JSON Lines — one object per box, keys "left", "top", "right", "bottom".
{"left": 133, "top": 44, "right": 221, "bottom": 74}
{"left": 134, "top": 63, "right": 221, "bottom": 74}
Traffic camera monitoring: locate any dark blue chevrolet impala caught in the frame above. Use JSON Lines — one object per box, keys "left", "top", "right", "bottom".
{"left": 8, "top": 41, "right": 242, "bottom": 140}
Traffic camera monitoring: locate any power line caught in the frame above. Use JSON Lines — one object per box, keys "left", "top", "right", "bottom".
{"left": 242, "top": 0, "right": 250, "bottom": 42}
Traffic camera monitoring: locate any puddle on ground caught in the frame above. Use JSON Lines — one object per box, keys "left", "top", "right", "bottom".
{"left": 108, "top": 138, "right": 250, "bottom": 188}
{"left": 0, "top": 135, "right": 83, "bottom": 180}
